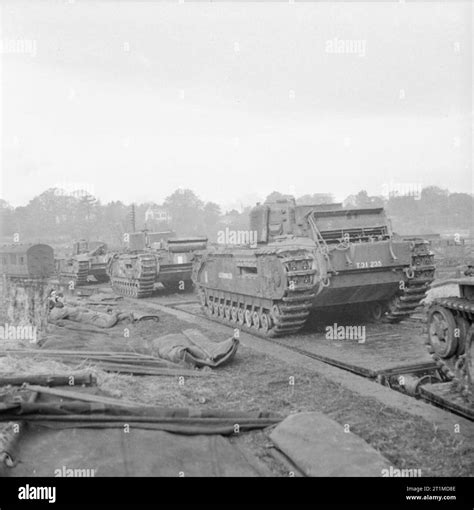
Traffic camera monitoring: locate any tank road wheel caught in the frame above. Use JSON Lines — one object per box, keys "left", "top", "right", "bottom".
{"left": 231, "top": 306, "right": 238, "bottom": 323}
{"left": 260, "top": 312, "right": 271, "bottom": 334}
{"left": 218, "top": 302, "right": 224, "bottom": 317}
{"left": 224, "top": 304, "right": 231, "bottom": 320}
{"left": 212, "top": 300, "right": 218, "bottom": 316}
{"left": 252, "top": 311, "right": 260, "bottom": 330}
{"left": 237, "top": 307, "right": 245, "bottom": 325}
{"left": 245, "top": 309, "right": 253, "bottom": 328}
{"left": 203, "top": 295, "right": 212, "bottom": 316}
{"left": 427, "top": 305, "right": 458, "bottom": 359}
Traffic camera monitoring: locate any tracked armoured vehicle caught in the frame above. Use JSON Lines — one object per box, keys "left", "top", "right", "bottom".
{"left": 56, "top": 240, "right": 110, "bottom": 286}
{"left": 107, "top": 231, "right": 207, "bottom": 298}
{"left": 425, "top": 268, "right": 474, "bottom": 400}
{"left": 192, "top": 199, "right": 435, "bottom": 337}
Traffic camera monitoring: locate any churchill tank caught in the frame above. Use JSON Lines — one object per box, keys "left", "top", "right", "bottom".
{"left": 192, "top": 199, "right": 435, "bottom": 337}
{"left": 425, "top": 269, "right": 474, "bottom": 400}
{"left": 56, "top": 240, "right": 110, "bottom": 286}
{"left": 107, "top": 231, "right": 207, "bottom": 298}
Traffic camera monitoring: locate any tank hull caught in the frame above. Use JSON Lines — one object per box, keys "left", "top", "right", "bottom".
{"left": 192, "top": 237, "right": 434, "bottom": 336}
{"left": 107, "top": 237, "right": 207, "bottom": 297}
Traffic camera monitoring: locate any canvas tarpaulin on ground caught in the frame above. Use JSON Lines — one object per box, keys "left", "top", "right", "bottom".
{"left": 4, "top": 425, "right": 267, "bottom": 477}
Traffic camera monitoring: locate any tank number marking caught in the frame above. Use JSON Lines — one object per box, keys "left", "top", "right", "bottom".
{"left": 356, "top": 261, "right": 382, "bottom": 269}
{"left": 218, "top": 272, "right": 233, "bottom": 279}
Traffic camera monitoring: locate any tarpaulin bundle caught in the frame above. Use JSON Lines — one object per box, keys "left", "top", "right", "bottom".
{"left": 6, "top": 417, "right": 280, "bottom": 435}
{"left": 1, "top": 401, "right": 276, "bottom": 419}
{"left": 152, "top": 329, "right": 239, "bottom": 368}
{"left": 0, "top": 402, "right": 282, "bottom": 435}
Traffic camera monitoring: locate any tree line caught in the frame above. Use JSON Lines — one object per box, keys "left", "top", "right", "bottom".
{"left": 0, "top": 185, "right": 472, "bottom": 248}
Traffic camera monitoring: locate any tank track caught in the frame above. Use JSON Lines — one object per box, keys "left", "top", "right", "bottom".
{"left": 426, "top": 297, "right": 474, "bottom": 400}
{"left": 109, "top": 253, "right": 156, "bottom": 298}
{"left": 196, "top": 248, "right": 316, "bottom": 337}
{"left": 59, "top": 260, "right": 89, "bottom": 287}
{"left": 385, "top": 240, "right": 436, "bottom": 322}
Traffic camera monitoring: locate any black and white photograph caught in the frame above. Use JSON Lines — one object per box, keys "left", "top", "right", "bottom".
{"left": 0, "top": 0, "right": 472, "bottom": 506}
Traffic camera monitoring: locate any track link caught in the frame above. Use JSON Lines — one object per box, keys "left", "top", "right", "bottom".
{"left": 109, "top": 253, "right": 156, "bottom": 298}
{"left": 59, "top": 259, "right": 89, "bottom": 286}
{"left": 385, "top": 239, "right": 435, "bottom": 322}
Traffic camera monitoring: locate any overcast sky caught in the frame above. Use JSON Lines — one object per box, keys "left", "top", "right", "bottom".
{"left": 0, "top": 1, "right": 472, "bottom": 210}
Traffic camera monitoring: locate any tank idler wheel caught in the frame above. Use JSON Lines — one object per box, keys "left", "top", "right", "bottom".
{"left": 231, "top": 306, "right": 238, "bottom": 323}
{"left": 455, "top": 316, "right": 470, "bottom": 356}
{"left": 252, "top": 311, "right": 260, "bottom": 330}
{"left": 203, "top": 295, "right": 212, "bottom": 315}
{"left": 271, "top": 304, "right": 281, "bottom": 322}
{"left": 368, "top": 302, "right": 384, "bottom": 322}
{"left": 387, "top": 296, "right": 401, "bottom": 313}
{"left": 237, "top": 307, "right": 245, "bottom": 325}
{"left": 260, "top": 312, "right": 271, "bottom": 334}
{"left": 427, "top": 305, "right": 458, "bottom": 359}
{"left": 224, "top": 304, "right": 231, "bottom": 320}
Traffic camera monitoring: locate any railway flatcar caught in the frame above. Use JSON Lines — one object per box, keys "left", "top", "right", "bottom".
{"left": 0, "top": 243, "right": 55, "bottom": 279}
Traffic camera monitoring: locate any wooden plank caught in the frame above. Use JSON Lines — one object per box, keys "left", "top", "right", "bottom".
{"left": 1, "top": 348, "right": 157, "bottom": 359}
{"left": 376, "top": 362, "right": 438, "bottom": 377}
{"left": 24, "top": 384, "right": 146, "bottom": 408}
{"left": 420, "top": 383, "right": 474, "bottom": 421}
{"left": 87, "top": 363, "right": 209, "bottom": 377}
{"left": 0, "top": 373, "right": 95, "bottom": 387}
{"left": 270, "top": 412, "right": 391, "bottom": 476}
